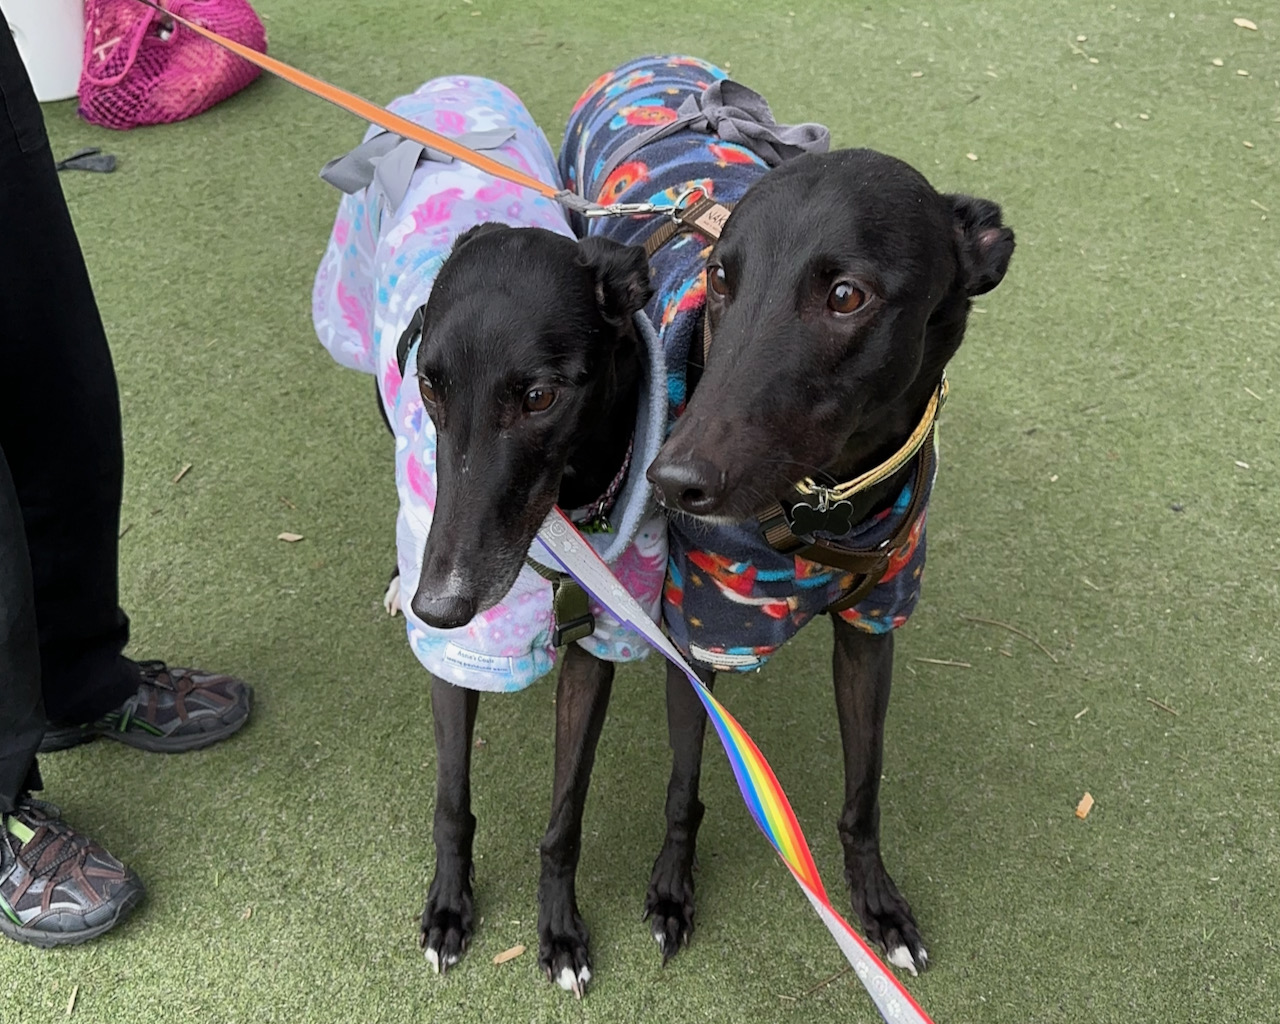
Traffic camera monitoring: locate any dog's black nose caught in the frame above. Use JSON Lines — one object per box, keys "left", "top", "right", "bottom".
{"left": 412, "top": 591, "right": 478, "bottom": 629}
{"left": 648, "top": 456, "right": 726, "bottom": 515}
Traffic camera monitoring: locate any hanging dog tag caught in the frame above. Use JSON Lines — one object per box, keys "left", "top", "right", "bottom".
{"left": 787, "top": 498, "right": 855, "bottom": 537}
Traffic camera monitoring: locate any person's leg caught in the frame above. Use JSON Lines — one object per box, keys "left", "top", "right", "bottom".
{"left": 1, "top": 435, "right": 144, "bottom": 948}
{"left": 0, "top": 445, "right": 44, "bottom": 815}
{"left": 1, "top": 27, "right": 250, "bottom": 756}
{"left": 0, "top": 24, "right": 140, "bottom": 727}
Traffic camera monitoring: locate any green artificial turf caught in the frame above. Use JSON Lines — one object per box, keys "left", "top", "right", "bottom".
{"left": 4, "top": 0, "right": 1278, "bottom": 1020}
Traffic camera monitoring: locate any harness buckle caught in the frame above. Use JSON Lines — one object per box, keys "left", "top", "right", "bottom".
{"left": 550, "top": 578, "right": 596, "bottom": 647}
{"left": 551, "top": 614, "right": 596, "bottom": 648}
{"left": 551, "top": 612, "right": 596, "bottom": 647}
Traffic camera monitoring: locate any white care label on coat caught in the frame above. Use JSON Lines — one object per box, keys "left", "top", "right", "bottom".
{"left": 443, "top": 643, "right": 513, "bottom": 676}
{"left": 689, "top": 644, "right": 764, "bottom": 671}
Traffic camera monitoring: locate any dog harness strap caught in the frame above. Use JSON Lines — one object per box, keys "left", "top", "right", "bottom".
{"left": 523, "top": 559, "right": 597, "bottom": 647}
{"left": 822, "top": 571, "right": 883, "bottom": 614}
{"left": 800, "top": 378, "right": 948, "bottom": 503}
{"left": 551, "top": 582, "right": 595, "bottom": 647}
{"left": 753, "top": 432, "right": 936, "bottom": 613}
{"left": 641, "top": 195, "right": 734, "bottom": 260}
{"left": 823, "top": 442, "right": 934, "bottom": 613}
{"left": 640, "top": 219, "right": 683, "bottom": 259}
{"left": 755, "top": 378, "right": 946, "bottom": 547}
{"left": 641, "top": 196, "right": 733, "bottom": 368}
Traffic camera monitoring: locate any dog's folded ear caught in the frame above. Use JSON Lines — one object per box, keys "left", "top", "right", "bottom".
{"left": 947, "top": 194, "right": 1016, "bottom": 296}
{"left": 577, "top": 237, "right": 654, "bottom": 326}
{"left": 396, "top": 305, "right": 427, "bottom": 376}
{"left": 451, "top": 221, "right": 507, "bottom": 254}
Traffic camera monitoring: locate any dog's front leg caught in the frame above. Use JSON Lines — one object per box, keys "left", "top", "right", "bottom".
{"left": 831, "top": 616, "right": 928, "bottom": 974}
{"left": 644, "top": 660, "right": 714, "bottom": 964}
{"left": 537, "top": 643, "right": 614, "bottom": 997}
{"left": 421, "top": 674, "right": 480, "bottom": 974}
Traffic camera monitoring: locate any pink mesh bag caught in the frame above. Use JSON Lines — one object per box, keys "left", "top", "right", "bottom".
{"left": 79, "top": 0, "right": 267, "bottom": 129}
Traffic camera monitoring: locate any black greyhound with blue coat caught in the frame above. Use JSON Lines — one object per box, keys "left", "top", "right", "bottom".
{"left": 406, "top": 155, "right": 1011, "bottom": 984}
{"left": 644, "top": 151, "right": 1015, "bottom": 974}
{"left": 561, "top": 56, "right": 1014, "bottom": 976}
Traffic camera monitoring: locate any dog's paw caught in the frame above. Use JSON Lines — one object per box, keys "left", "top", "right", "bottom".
{"left": 542, "top": 941, "right": 592, "bottom": 997}
{"left": 538, "top": 894, "right": 592, "bottom": 998}
{"left": 887, "top": 942, "right": 928, "bottom": 976}
{"left": 846, "top": 855, "right": 928, "bottom": 976}
{"left": 643, "top": 844, "right": 696, "bottom": 966}
{"left": 419, "top": 881, "right": 474, "bottom": 975}
{"left": 383, "top": 570, "right": 402, "bottom": 616}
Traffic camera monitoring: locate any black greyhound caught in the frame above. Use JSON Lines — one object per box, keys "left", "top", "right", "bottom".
{"left": 398, "top": 223, "right": 652, "bottom": 993}
{"left": 644, "top": 150, "right": 1015, "bottom": 974}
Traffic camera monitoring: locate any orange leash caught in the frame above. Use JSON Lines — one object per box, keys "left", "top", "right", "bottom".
{"left": 127, "top": 0, "right": 638, "bottom": 215}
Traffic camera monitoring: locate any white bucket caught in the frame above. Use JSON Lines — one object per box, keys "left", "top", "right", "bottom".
{"left": 5, "top": 0, "right": 87, "bottom": 102}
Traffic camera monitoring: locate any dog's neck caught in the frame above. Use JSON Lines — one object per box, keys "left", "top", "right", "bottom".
{"left": 819, "top": 316, "right": 964, "bottom": 523}
{"left": 558, "top": 339, "right": 643, "bottom": 513}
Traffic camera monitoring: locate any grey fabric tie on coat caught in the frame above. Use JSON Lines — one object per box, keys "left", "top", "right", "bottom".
{"left": 588, "top": 78, "right": 831, "bottom": 196}
{"left": 319, "top": 127, "right": 516, "bottom": 213}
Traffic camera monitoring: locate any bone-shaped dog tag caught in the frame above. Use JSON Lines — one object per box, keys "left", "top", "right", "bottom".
{"left": 787, "top": 499, "right": 855, "bottom": 537}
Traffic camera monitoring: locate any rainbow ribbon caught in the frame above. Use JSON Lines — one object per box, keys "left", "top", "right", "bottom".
{"left": 536, "top": 510, "right": 934, "bottom": 1023}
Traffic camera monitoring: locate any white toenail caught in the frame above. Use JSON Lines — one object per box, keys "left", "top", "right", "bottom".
{"left": 887, "top": 945, "right": 918, "bottom": 976}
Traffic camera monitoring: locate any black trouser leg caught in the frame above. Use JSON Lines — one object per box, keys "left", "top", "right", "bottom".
{"left": 0, "top": 27, "right": 140, "bottom": 728}
{"left": 0, "top": 447, "right": 44, "bottom": 814}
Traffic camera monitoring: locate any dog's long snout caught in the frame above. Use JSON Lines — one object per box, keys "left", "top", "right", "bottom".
{"left": 648, "top": 453, "right": 727, "bottom": 515}
{"left": 411, "top": 590, "right": 478, "bottom": 630}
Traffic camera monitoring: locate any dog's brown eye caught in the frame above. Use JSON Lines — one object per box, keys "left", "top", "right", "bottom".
{"left": 419, "top": 377, "right": 438, "bottom": 404}
{"left": 524, "top": 387, "right": 556, "bottom": 413}
{"left": 707, "top": 265, "right": 728, "bottom": 297}
{"left": 828, "top": 282, "right": 866, "bottom": 315}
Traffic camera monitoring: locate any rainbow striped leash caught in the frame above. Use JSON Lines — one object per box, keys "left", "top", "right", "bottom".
{"left": 536, "top": 510, "right": 934, "bottom": 1023}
